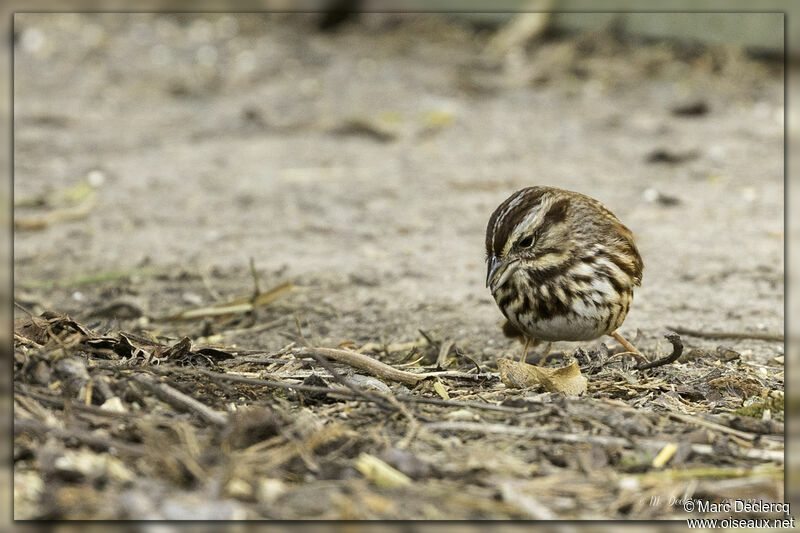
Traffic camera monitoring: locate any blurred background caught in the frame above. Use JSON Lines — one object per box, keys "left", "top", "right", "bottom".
{"left": 5, "top": 1, "right": 792, "bottom": 524}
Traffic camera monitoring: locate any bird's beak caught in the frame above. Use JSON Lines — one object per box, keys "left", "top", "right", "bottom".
{"left": 486, "top": 255, "right": 502, "bottom": 288}
{"left": 487, "top": 255, "right": 519, "bottom": 291}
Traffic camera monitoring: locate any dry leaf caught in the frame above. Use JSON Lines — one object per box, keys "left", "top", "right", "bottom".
{"left": 497, "top": 358, "right": 587, "bottom": 396}
{"left": 14, "top": 316, "right": 51, "bottom": 345}
{"left": 354, "top": 453, "right": 412, "bottom": 488}
{"left": 162, "top": 281, "right": 292, "bottom": 321}
{"left": 433, "top": 379, "right": 450, "bottom": 401}
{"left": 652, "top": 442, "right": 678, "bottom": 468}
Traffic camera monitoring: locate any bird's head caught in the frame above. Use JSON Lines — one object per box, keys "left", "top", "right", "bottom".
{"left": 485, "top": 187, "right": 575, "bottom": 293}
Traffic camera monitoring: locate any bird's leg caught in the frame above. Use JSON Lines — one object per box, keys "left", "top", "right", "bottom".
{"left": 521, "top": 339, "right": 552, "bottom": 364}
{"left": 538, "top": 341, "right": 553, "bottom": 364}
{"left": 521, "top": 337, "right": 531, "bottom": 364}
{"left": 611, "top": 330, "right": 641, "bottom": 355}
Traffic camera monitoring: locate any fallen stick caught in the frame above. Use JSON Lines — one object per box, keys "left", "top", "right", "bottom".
{"left": 15, "top": 417, "right": 147, "bottom": 456}
{"left": 301, "top": 349, "right": 397, "bottom": 412}
{"left": 300, "top": 350, "right": 426, "bottom": 449}
{"left": 191, "top": 367, "right": 360, "bottom": 396}
{"left": 398, "top": 395, "right": 528, "bottom": 413}
{"left": 15, "top": 195, "right": 96, "bottom": 231}
{"left": 426, "top": 421, "right": 631, "bottom": 447}
{"left": 131, "top": 373, "right": 228, "bottom": 426}
{"left": 425, "top": 421, "right": 784, "bottom": 463}
{"left": 436, "top": 339, "right": 455, "bottom": 368}
{"left": 293, "top": 347, "right": 426, "bottom": 386}
{"left": 667, "top": 411, "right": 758, "bottom": 442}
{"left": 666, "top": 326, "right": 783, "bottom": 343}
{"left": 15, "top": 384, "right": 175, "bottom": 425}
{"left": 158, "top": 281, "right": 293, "bottom": 321}
{"left": 636, "top": 332, "right": 683, "bottom": 370}
{"left": 169, "top": 366, "right": 523, "bottom": 413}
{"left": 293, "top": 346, "right": 502, "bottom": 386}
{"left": 14, "top": 333, "right": 43, "bottom": 349}
{"left": 218, "top": 355, "right": 301, "bottom": 367}
{"left": 420, "top": 371, "right": 499, "bottom": 381}
{"left": 112, "top": 364, "right": 375, "bottom": 401}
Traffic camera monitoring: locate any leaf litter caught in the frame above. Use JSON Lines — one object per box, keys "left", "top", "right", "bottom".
{"left": 13, "top": 303, "right": 784, "bottom": 519}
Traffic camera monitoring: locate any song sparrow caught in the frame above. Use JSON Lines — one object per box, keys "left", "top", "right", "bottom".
{"left": 485, "top": 186, "right": 643, "bottom": 362}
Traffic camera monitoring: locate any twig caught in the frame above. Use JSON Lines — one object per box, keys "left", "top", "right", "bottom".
{"left": 193, "top": 366, "right": 516, "bottom": 413}
{"left": 14, "top": 333, "right": 43, "bottom": 349}
{"left": 687, "top": 443, "right": 783, "bottom": 463}
{"left": 156, "top": 281, "right": 292, "bottom": 322}
{"left": 301, "top": 350, "right": 423, "bottom": 447}
{"left": 397, "top": 395, "right": 524, "bottom": 413}
{"left": 395, "top": 352, "right": 426, "bottom": 368}
{"left": 418, "top": 329, "right": 439, "bottom": 349}
{"left": 667, "top": 411, "right": 758, "bottom": 441}
{"left": 98, "top": 364, "right": 516, "bottom": 415}
{"left": 604, "top": 350, "right": 648, "bottom": 366}
{"left": 499, "top": 481, "right": 556, "bottom": 520}
{"left": 301, "top": 349, "right": 397, "bottom": 412}
{"left": 635, "top": 465, "right": 783, "bottom": 481}
{"left": 666, "top": 326, "right": 783, "bottom": 343}
{"left": 423, "top": 371, "right": 500, "bottom": 381}
{"left": 185, "top": 366, "right": 514, "bottom": 413}
{"left": 357, "top": 339, "right": 428, "bottom": 355}
{"left": 425, "top": 421, "right": 632, "bottom": 447}
{"left": 485, "top": 7, "right": 553, "bottom": 57}
{"left": 160, "top": 303, "right": 254, "bottom": 320}
{"left": 425, "top": 421, "right": 783, "bottom": 462}
{"left": 294, "top": 346, "right": 502, "bottom": 385}
{"left": 15, "top": 417, "right": 147, "bottom": 456}
{"left": 131, "top": 373, "right": 228, "bottom": 426}
{"left": 293, "top": 347, "right": 426, "bottom": 386}
{"left": 14, "top": 384, "right": 170, "bottom": 422}
{"left": 15, "top": 195, "right": 96, "bottom": 231}
{"left": 14, "top": 301, "right": 36, "bottom": 317}
{"left": 636, "top": 332, "right": 683, "bottom": 370}
{"left": 457, "top": 348, "right": 484, "bottom": 374}
{"left": 293, "top": 314, "right": 307, "bottom": 345}
{"left": 218, "top": 354, "right": 299, "bottom": 367}
{"left": 218, "top": 317, "right": 289, "bottom": 338}
{"left": 389, "top": 395, "right": 419, "bottom": 450}
{"left": 199, "top": 266, "right": 222, "bottom": 302}
{"left": 249, "top": 256, "right": 262, "bottom": 298}
{"left": 128, "top": 364, "right": 363, "bottom": 399}
{"left": 436, "top": 339, "right": 455, "bottom": 369}
{"left": 43, "top": 317, "right": 73, "bottom": 358}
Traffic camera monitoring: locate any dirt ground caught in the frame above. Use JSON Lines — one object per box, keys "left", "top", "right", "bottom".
{"left": 13, "top": 13, "right": 785, "bottom": 520}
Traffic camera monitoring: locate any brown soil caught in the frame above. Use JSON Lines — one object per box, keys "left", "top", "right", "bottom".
{"left": 13, "top": 13, "right": 784, "bottom": 519}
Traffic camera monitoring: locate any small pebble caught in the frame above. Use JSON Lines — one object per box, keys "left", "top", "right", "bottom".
{"left": 642, "top": 187, "right": 681, "bottom": 206}
{"left": 445, "top": 409, "right": 479, "bottom": 421}
{"left": 347, "top": 374, "right": 392, "bottom": 394}
{"left": 86, "top": 169, "right": 105, "bottom": 187}
{"left": 258, "top": 479, "right": 286, "bottom": 504}
{"left": 226, "top": 478, "right": 253, "bottom": 501}
{"left": 181, "top": 292, "right": 203, "bottom": 305}
{"left": 100, "top": 397, "right": 126, "bottom": 413}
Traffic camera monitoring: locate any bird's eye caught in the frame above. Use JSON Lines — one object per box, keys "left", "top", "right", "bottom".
{"left": 518, "top": 235, "right": 534, "bottom": 248}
